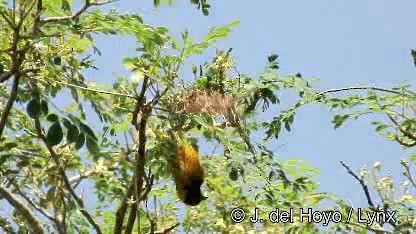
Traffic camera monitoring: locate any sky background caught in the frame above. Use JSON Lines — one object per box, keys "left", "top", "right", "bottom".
{"left": 83, "top": 0, "right": 416, "bottom": 208}
{"left": 1, "top": 0, "right": 416, "bottom": 229}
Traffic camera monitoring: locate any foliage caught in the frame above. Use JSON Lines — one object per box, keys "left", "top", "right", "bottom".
{"left": 0, "top": 0, "right": 415, "bottom": 233}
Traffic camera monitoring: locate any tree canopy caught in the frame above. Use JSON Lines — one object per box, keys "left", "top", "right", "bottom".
{"left": 0, "top": 0, "right": 415, "bottom": 233}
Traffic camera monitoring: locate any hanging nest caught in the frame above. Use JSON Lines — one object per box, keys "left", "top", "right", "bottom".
{"left": 174, "top": 89, "right": 242, "bottom": 127}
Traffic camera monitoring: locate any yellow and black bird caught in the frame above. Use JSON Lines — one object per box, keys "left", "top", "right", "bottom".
{"left": 171, "top": 144, "right": 207, "bottom": 206}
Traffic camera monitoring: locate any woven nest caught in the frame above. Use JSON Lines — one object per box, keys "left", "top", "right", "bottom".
{"left": 174, "top": 89, "right": 241, "bottom": 126}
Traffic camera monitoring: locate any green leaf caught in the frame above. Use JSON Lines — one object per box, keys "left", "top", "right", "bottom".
{"left": 61, "top": 0, "right": 71, "bottom": 13}
{"left": 284, "top": 121, "right": 291, "bottom": 132}
{"left": 229, "top": 167, "right": 239, "bottom": 181}
{"left": 27, "top": 99, "right": 41, "bottom": 119}
{"left": 0, "top": 154, "right": 11, "bottom": 167}
{"left": 46, "top": 114, "right": 59, "bottom": 122}
{"left": 75, "top": 133, "right": 85, "bottom": 150}
{"left": 46, "top": 122, "right": 63, "bottom": 146}
{"left": 86, "top": 137, "right": 100, "bottom": 156}
{"left": 32, "top": 163, "right": 43, "bottom": 169}
{"left": 17, "top": 160, "right": 29, "bottom": 168}
{"left": 410, "top": 153, "right": 416, "bottom": 163}
{"left": 46, "top": 187, "right": 56, "bottom": 202}
{"left": 53, "top": 56, "right": 62, "bottom": 65}
{"left": 204, "top": 20, "right": 239, "bottom": 42}
{"left": 267, "top": 54, "right": 278, "bottom": 63}
{"left": 183, "top": 20, "right": 239, "bottom": 58}
{"left": 332, "top": 114, "right": 350, "bottom": 129}
{"left": 75, "top": 38, "right": 93, "bottom": 53}
{"left": 108, "top": 30, "right": 117, "bottom": 35}
{"left": 40, "top": 100, "right": 49, "bottom": 116}
{"left": 4, "top": 142, "right": 18, "bottom": 149}
{"left": 375, "top": 124, "right": 389, "bottom": 132}
{"left": 79, "top": 122, "right": 97, "bottom": 141}
{"left": 62, "top": 118, "right": 72, "bottom": 129}
{"left": 67, "top": 125, "right": 79, "bottom": 143}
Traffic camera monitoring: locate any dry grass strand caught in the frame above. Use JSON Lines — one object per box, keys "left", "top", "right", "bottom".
{"left": 174, "top": 89, "right": 241, "bottom": 126}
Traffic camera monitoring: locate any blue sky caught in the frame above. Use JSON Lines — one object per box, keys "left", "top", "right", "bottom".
{"left": 84, "top": 0, "right": 416, "bottom": 207}
{"left": 1, "top": 0, "right": 415, "bottom": 228}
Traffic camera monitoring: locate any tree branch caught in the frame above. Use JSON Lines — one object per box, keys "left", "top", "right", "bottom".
{"left": 394, "top": 135, "right": 416, "bottom": 147}
{"left": 10, "top": 182, "right": 54, "bottom": 222}
{"left": 16, "top": 0, "right": 38, "bottom": 30}
{"left": 403, "top": 165, "right": 416, "bottom": 190}
{"left": 0, "top": 75, "right": 20, "bottom": 139}
{"left": 40, "top": 0, "right": 116, "bottom": 24}
{"left": 117, "top": 66, "right": 174, "bottom": 233}
{"left": 124, "top": 201, "right": 137, "bottom": 234}
{"left": 316, "top": 86, "right": 410, "bottom": 96}
{"left": 33, "top": 118, "right": 103, "bottom": 234}
{"left": 30, "top": 76, "right": 135, "bottom": 99}
{"left": 0, "top": 185, "right": 44, "bottom": 234}
{"left": 154, "top": 223, "right": 180, "bottom": 234}
{"left": 0, "top": 71, "right": 14, "bottom": 83}
{"left": 340, "top": 161, "right": 375, "bottom": 208}
{"left": 131, "top": 110, "right": 150, "bottom": 232}
{"left": 68, "top": 168, "right": 112, "bottom": 185}
{"left": 0, "top": 11, "right": 15, "bottom": 29}
{"left": 114, "top": 182, "right": 134, "bottom": 234}
{"left": 340, "top": 163, "right": 397, "bottom": 229}
{"left": 124, "top": 75, "right": 151, "bottom": 233}
{"left": 144, "top": 202, "right": 156, "bottom": 234}
{"left": 388, "top": 114, "right": 416, "bottom": 141}
{"left": 125, "top": 178, "right": 154, "bottom": 234}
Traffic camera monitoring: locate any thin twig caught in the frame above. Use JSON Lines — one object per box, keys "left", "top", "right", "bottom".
{"left": 132, "top": 76, "right": 150, "bottom": 127}
{"left": 20, "top": 32, "right": 64, "bottom": 40}
{"left": 0, "top": 75, "right": 20, "bottom": 139}
{"left": 125, "top": 74, "right": 151, "bottom": 233}
{"left": 0, "top": 11, "right": 15, "bottom": 29}
{"left": 347, "top": 221, "right": 392, "bottom": 234}
{"left": 0, "top": 71, "right": 13, "bottom": 83}
{"left": 133, "top": 110, "right": 150, "bottom": 233}
{"left": 125, "top": 173, "right": 154, "bottom": 234}
{"left": 32, "top": 0, "right": 43, "bottom": 33}
{"left": 30, "top": 77, "right": 135, "bottom": 99}
{"left": 340, "top": 161, "right": 375, "bottom": 208}
{"left": 403, "top": 166, "right": 416, "bottom": 190}
{"left": 10, "top": 182, "right": 54, "bottom": 222}
{"left": 388, "top": 114, "right": 416, "bottom": 141}
{"left": 340, "top": 165, "right": 397, "bottom": 229}
{"left": 154, "top": 223, "right": 180, "bottom": 234}
{"left": 1, "top": 3, "right": 25, "bottom": 86}
{"left": 317, "top": 86, "right": 410, "bottom": 96}
{"left": 40, "top": 0, "right": 116, "bottom": 24}
{"left": 33, "top": 118, "right": 103, "bottom": 234}
{"left": 114, "top": 182, "right": 135, "bottom": 234}
{"left": 68, "top": 169, "right": 99, "bottom": 184}
{"left": 16, "top": 0, "right": 37, "bottom": 30}
{"left": 145, "top": 202, "right": 155, "bottom": 234}
{"left": 124, "top": 202, "right": 137, "bottom": 234}
{"left": 0, "top": 185, "right": 44, "bottom": 233}
{"left": 394, "top": 135, "right": 416, "bottom": 147}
